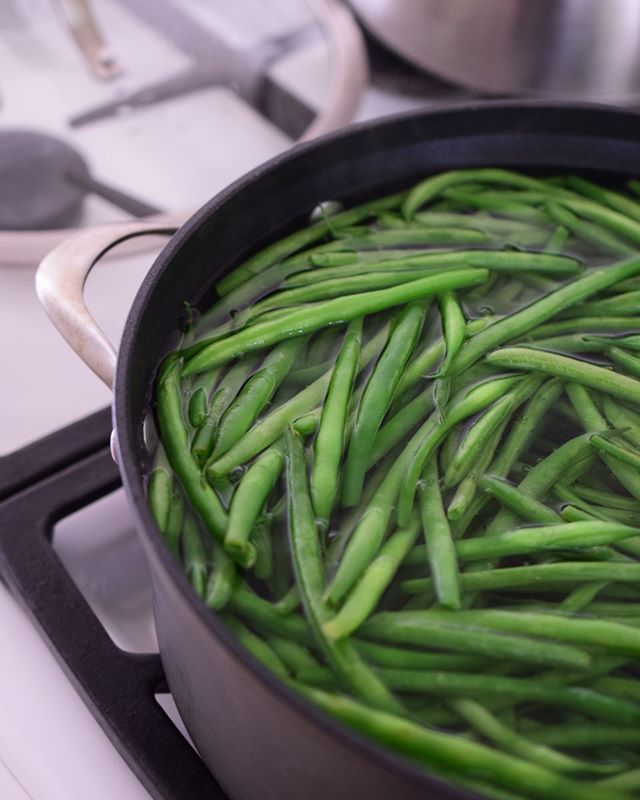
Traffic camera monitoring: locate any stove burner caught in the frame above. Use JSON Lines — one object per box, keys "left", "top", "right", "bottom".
{"left": 0, "top": 130, "right": 91, "bottom": 231}
{"left": 0, "top": 130, "right": 163, "bottom": 232}
{"left": 0, "top": 409, "right": 225, "bottom": 799}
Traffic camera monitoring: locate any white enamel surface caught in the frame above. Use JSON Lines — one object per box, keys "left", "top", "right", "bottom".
{"left": 0, "top": 581, "right": 153, "bottom": 800}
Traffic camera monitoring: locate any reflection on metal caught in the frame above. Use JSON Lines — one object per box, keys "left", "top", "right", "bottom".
{"left": 55, "top": 0, "right": 122, "bottom": 80}
{"left": 350, "top": 0, "right": 640, "bottom": 103}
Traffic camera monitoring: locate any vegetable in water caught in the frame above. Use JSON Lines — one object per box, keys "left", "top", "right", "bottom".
{"left": 148, "top": 167, "right": 640, "bottom": 800}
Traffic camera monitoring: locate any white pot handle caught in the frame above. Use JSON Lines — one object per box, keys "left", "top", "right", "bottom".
{"left": 36, "top": 221, "right": 177, "bottom": 391}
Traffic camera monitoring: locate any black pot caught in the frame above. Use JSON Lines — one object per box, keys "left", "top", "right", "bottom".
{"left": 36, "top": 101, "right": 640, "bottom": 800}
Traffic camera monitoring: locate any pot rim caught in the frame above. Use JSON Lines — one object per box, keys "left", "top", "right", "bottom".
{"left": 113, "top": 98, "right": 640, "bottom": 797}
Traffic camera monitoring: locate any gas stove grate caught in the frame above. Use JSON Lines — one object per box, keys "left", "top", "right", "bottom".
{"left": 0, "top": 409, "right": 227, "bottom": 800}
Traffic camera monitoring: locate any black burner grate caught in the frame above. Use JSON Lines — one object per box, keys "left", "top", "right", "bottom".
{"left": 0, "top": 409, "right": 227, "bottom": 800}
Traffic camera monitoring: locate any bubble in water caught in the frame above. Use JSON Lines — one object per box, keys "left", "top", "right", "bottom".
{"left": 230, "top": 466, "right": 246, "bottom": 482}
{"left": 309, "top": 200, "right": 343, "bottom": 223}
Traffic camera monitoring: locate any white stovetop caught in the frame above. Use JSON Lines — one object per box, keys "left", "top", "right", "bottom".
{"left": 0, "top": 2, "right": 433, "bottom": 798}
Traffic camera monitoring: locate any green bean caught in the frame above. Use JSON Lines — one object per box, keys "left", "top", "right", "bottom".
{"left": 597, "top": 771, "right": 640, "bottom": 794}
{"left": 323, "top": 516, "right": 420, "bottom": 641}
{"left": 571, "top": 480, "right": 639, "bottom": 511}
{"left": 217, "top": 190, "right": 404, "bottom": 295}
{"left": 224, "top": 447, "right": 284, "bottom": 567}
{"left": 323, "top": 226, "right": 491, "bottom": 248}
{"left": 442, "top": 188, "right": 549, "bottom": 223}
{"left": 565, "top": 289, "right": 640, "bottom": 318}
{"left": 156, "top": 356, "right": 228, "bottom": 540}
{"left": 437, "top": 291, "right": 466, "bottom": 378}
{"left": 212, "top": 338, "right": 306, "bottom": 459}
{"left": 230, "top": 584, "right": 313, "bottom": 646}
{"left": 602, "top": 396, "right": 640, "bottom": 448}
{"left": 555, "top": 490, "right": 628, "bottom": 527}
{"left": 401, "top": 561, "right": 640, "bottom": 595}
{"left": 285, "top": 428, "right": 403, "bottom": 712}
{"left": 591, "top": 433, "right": 640, "bottom": 470}
{"left": 184, "top": 269, "right": 488, "bottom": 375}
{"left": 589, "top": 676, "right": 640, "bottom": 704}
{"left": 361, "top": 613, "right": 590, "bottom": 668}
{"left": 282, "top": 251, "right": 455, "bottom": 287}
{"left": 544, "top": 225, "right": 570, "bottom": 253}
{"left": 324, "top": 424, "right": 430, "bottom": 607}
{"left": 369, "top": 390, "right": 434, "bottom": 468}
{"left": 523, "top": 333, "right": 615, "bottom": 354}
{"left": 566, "top": 383, "right": 640, "bottom": 503}
{"left": 585, "top": 335, "right": 640, "bottom": 353}
{"left": 190, "top": 417, "right": 217, "bottom": 465}
{"left": 530, "top": 723, "right": 640, "bottom": 749}
{"left": 291, "top": 410, "right": 320, "bottom": 437}
{"left": 245, "top": 269, "right": 459, "bottom": 323}
{"left": 311, "top": 320, "right": 362, "bottom": 521}
{"left": 205, "top": 542, "right": 238, "bottom": 611}
{"left": 445, "top": 419, "right": 507, "bottom": 521}
{"left": 404, "top": 168, "right": 575, "bottom": 217}
{"left": 308, "top": 251, "right": 360, "bottom": 267}
{"left": 528, "top": 316, "right": 638, "bottom": 338}
{"left": 148, "top": 467, "right": 173, "bottom": 532}
{"left": 191, "top": 355, "right": 260, "bottom": 463}
{"left": 296, "top": 665, "right": 342, "bottom": 689}
{"left": 162, "top": 484, "right": 185, "bottom": 557}
{"left": 223, "top": 617, "right": 289, "bottom": 680}
{"left": 409, "top": 607, "right": 640, "bottom": 658}
{"left": 443, "top": 378, "right": 540, "bottom": 488}
{"left": 487, "top": 347, "right": 640, "bottom": 405}
{"left": 251, "top": 517, "right": 273, "bottom": 580}
{"left": 567, "top": 174, "right": 640, "bottom": 222}
{"left": 343, "top": 303, "right": 425, "bottom": 506}
{"left": 419, "top": 457, "right": 461, "bottom": 609}
{"left": 353, "top": 641, "right": 487, "bottom": 671}
{"left": 271, "top": 584, "right": 300, "bottom": 616}
{"left": 182, "top": 514, "right": 208, "bottom": 598}
{"left": 478, "top": 476, "right": 562, "bottom": 524}
{"left": 396, "top": 316, "right": 497, "bottom": 398}
{"left": 187, "top": 386, "right": 208, "bottom": 429}
{"left": 586, "top": 601, "right": 640, "bottom": 616}
{"left": 398, "top": 375, "right": 523, "bottom": 526}
{"left": 546, "top": 202, "right": 634, "bottom": 255}
{"left": 267, "top": 635, "right": 320, "bottom": 676}
{"left": 379, "top": 669, "right": 640, "bottom": 727}
{"left": 331, "top": 373, "right": 522, "bottom": 606}
{"left": 560, "top": 582, "right": 609, "bottom": 613}
{"left": 609, "top": 345, "right": 640, "bottom": 378}
{"left": 457, "top": 520, "right": 640, "bottom": 561}
{"left": 559, "top": 196, "right": 640, "bottom": 246}
{"left": 451, "top": 698, "right": 616, "bottom": 775}
{"left": 208, "top": 323, "right": 389, "bottom": 478}
{"left": 295, "top": 686, "right": 622, "bottom": 800}
{"left": 449, "top": 256, "right": 640, "bottom": 377}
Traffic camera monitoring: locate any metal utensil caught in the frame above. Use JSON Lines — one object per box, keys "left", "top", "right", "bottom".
{"left": 350, "top": 0, "right": 640, "bottom": 103}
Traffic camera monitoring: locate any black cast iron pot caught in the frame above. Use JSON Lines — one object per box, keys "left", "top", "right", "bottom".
{"left": 35, "top": 102, "right": 640, "bottom": 800}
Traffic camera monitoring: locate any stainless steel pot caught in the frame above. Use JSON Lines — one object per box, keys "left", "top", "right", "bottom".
{"left": 350, "top": 0, "right": 640, "bottom": 103}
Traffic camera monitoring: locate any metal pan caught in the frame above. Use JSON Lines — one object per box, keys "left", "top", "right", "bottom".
{"left": 36, "top": 101, "right": 640, "bottom": 800}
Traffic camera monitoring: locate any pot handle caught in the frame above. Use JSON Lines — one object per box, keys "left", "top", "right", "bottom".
{"left": 36, "top": 221, "right": 177, "bottom": 391}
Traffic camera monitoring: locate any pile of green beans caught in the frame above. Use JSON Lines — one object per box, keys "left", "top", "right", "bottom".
{"left": 147, "top": 167, "right": 640, "bottom": 800}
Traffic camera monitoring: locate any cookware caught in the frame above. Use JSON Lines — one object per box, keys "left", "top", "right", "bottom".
{"left": 350, "top": 0, "right": 640, "bottom": 103}
{"left": 36, "top": 102, "right": 640, "bottom": 800}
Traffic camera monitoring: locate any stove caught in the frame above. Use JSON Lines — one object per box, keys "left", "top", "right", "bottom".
{"left": 0, "top": 2, "right": 469, "bottom": 798}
